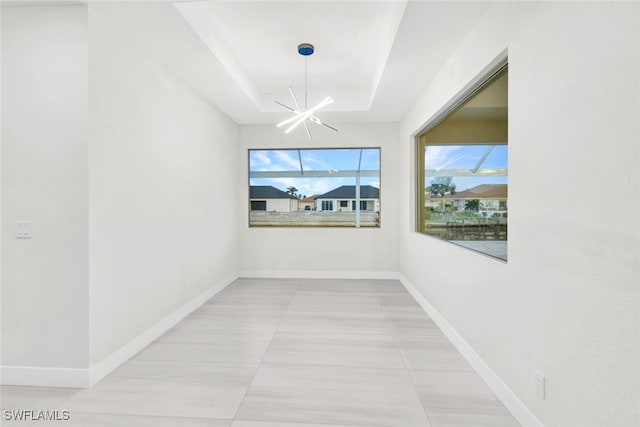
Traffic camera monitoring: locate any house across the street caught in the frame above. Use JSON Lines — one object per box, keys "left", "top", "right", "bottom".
{"left": 249, "top": 186, "right": 297, "bottom": 212}
{"left": 298, "top": 194, "right": 319, "bottom": 211}
{"left": 429, "top": 184, "right": 507, "bottom": 217}
{"left": 316, "top": 185, "right": 380, "bottom": 212}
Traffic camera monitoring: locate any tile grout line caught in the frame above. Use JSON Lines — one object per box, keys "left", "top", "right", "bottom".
{"left": 376, "top": 289, "right": 435, "bottom": 427}
{"left": 228, "top": 279, "right": 412, "bottom": 425}
{"left": 18, "top": 279, "right": 434, "bottom": 425}
{"left": 234, "top": 416, "right": 380, "bottom": 427}
{"left": 58, "top": 411, "right": 234, "bottom": 422}
{"left": 229, "top": 278, "right": 301, "bottom": 422}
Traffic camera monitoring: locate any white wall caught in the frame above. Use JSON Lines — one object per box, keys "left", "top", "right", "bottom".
{"left": 266, "top": 199, "right": 294, "bottom": 213}
{"left": 2, "top": 6, "right": 637, "bottom": 424}
{"left": 1, "top": 5, "right": 89, "bottom": 370}
{"left": 88, "top": 6, "right": 240, "bottom": 365}
{"left": 400, "top": 3, "right": 639, "bottom": 426}
{"left": 1, "top": 4, "right": 240, "bottom": 383}
{"left": 0, "top": 3, "right": 3, "bottom": 381}
{"left": 240, "top": 123, "right": 399, "bottom": 276}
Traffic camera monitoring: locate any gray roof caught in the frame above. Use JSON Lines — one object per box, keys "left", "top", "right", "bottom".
{"left": 317, "top": 185, "right": 380, "bottom": 199}
{"left": 250, "top": 186, "right": 295, "bottom": 199}
{"left": 441, "top": 184, "right": 507, "bottom": 200}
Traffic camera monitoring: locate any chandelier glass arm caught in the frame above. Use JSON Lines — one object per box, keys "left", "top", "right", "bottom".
{"left": 285, "top": 97, "right": 333, "bottom": 134}
{"left": 289, "top": 87, "right": 312, "bottom": 138}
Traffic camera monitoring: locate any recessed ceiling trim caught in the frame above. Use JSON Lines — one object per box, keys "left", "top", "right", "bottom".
{"left": 103, "top": 1, "right": 494, "bottom": 124}
{"left": 366, "top": 1, "right": 407, "bottom": 108}
{"left": 174, "top": 1, "right": 410, "bottom": 114}
{"left": 173, "top": 1, "right": 265, "bottom": 110}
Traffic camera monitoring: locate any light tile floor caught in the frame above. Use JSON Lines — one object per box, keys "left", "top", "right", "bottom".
{"left": 1, "top": 278, "right": 520, "bottom": 427}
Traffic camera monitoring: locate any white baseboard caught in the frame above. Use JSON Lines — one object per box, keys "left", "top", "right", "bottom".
{"left": 88, "top": 272, "right": 237, "bottom": 387}
{"left": 1, "top": 273, "right": 237, "bottom": 389}
{"left": 1, "top": 271, "right": 541, "bottom": 427}
{"left": 398, "top": 274, "right": 543, "bottom": 427}
{"left": 1, "top": 366, "right": 90, "bottom": 388}
{"left": 238, "top": 270, "right": 400, "bottom": 280}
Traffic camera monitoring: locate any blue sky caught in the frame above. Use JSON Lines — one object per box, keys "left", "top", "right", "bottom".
{"left": 249, "top": 149, "right": 380, "bottom": 197}
{"left": 248, "top": 146, "right": 506, "bottom": 197}
{"left": 424, "top": 145, "right": 508, "bottom": 191}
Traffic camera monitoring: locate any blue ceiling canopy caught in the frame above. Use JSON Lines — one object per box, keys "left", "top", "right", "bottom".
{"left": 297, "top": 43, "right": 314, "bottom": 56}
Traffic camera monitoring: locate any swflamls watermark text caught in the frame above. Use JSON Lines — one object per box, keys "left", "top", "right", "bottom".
{"left": 3, "top": 409, "right": 70, "bottom": 422}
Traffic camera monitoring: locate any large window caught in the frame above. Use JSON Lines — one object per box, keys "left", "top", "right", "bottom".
{"left": 249, "top": 148, "right": 381, "bottom": 227}
{"left": 417, "top": 66, "right": 508, "bottom": 261}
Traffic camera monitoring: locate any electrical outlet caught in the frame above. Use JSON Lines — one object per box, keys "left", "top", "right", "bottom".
{"left": 534, "top": 370, "right": 546, "bottom": 399}
{"left": 16, "top": 221, "right": 33, "bottom": 239}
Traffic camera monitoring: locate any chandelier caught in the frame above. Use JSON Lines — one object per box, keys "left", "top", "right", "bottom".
{"left": 275, "top": 43, "right": 337, "bottom": 139}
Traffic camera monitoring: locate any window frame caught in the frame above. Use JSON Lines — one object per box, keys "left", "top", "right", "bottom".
{"left": 247, "top": 147, "right": 382, "bottom": 228}
{"left": 321, "top": 200, "right": 334, "bottom": 211}
{"left": 415, "top": 59, "right": 508, "bottom": 261}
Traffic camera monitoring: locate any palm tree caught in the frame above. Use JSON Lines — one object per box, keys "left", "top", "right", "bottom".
{"left": 286, "top": 186, "right": 299, "bottom": 198}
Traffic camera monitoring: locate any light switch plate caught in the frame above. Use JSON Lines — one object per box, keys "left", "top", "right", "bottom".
{"left": 16, "top": 221, "right": 33, "bottom": 239}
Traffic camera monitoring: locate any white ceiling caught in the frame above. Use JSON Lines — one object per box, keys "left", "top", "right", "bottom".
{"left": 175, "top": 1, "right": 406, "bottom": 113}
{"left": 91, "top": 1, "right": 491, "bottom": 125}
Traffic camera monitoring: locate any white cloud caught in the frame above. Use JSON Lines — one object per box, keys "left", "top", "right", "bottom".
{"left": 251, "top": 151, "right": 271, "bottom": 166}
{"left": 271, "top": 177, "right": 298, "bottom": 190}
{"left": 424, "top": 146, "right": 462, "bottom": 170}
{"left": 303, "top": 154, "right": 337, "bottom": 173}
{"left": 303, "top": 179, "right": 335, "bottom": 195}
{"left": 274, "top": 151, "right": 301, "bottom": 170}
{"left": 250, "top": 150, "right": 301, "bottom": 172}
